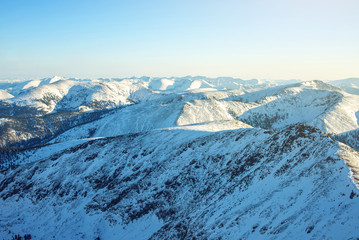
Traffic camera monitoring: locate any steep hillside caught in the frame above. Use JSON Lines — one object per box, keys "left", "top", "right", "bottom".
{"left": 0, "top": 108, "right": 116, "bottom": 148}
{"left": 334, "top": 129, "right": 359, "bottom": 152}
{"left": 0, "top": 124, "right": 358, "bottom": 239}
{"left": 0, "top": 77, "right": 161, "bottom": 147}
{"left": 47, "top": 92, "right": 253, "bottom": 144}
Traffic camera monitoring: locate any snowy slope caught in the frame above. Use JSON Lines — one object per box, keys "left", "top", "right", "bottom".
{"left": 0, "top": 84, "right": 247, "bottom": 146}
{"left": 328, "top": 78, "right": 359, "bottom": 95}
{"left": 0, "top": 89, "right": 13, "bottom": 100}
{"left": 48, "top": 92, "right": 254, "bottom": 143}
{"left": 334, "top": 129, "right": 359, "bottom": 152}
{"left": 1, "top": 76, "right": 359, "bottom": 239}
{"left": 0, "top": 109, "right": 116, "bottom": 148}
{"left": 0, "top": 120, "right": 250, "bottom": 169}
{"left": 145, "top": 76, "right": 273, "bottom": 93}
{"left": 0, "top": 124, "right": 359, "bottom": 239}
{"left": 0, "top": 77, "right": 158, "bottom": 116}
{"left": 0, "top": 78, "right": 358, "bottom": 152}
{"left": 3, "top": 78, "right": 358, "bottom": 149}
{"left": 0, "top": 76, "right": 277, "bottom": 118}
{"left": 0, "top": 78, "right": 164, "bottom": 146}
{"left": 237, "top": 80, "right": 359, "bottom": 134}
{"left": 0, "top": 76, "right": 66, "bottom": 96}
{"left": 44, "top": 82, "right": 299, "bottom": 143}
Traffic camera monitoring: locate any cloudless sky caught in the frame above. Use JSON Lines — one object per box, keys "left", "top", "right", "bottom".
{"left": 0, "top": 0, "right": 358, "bottom": 80}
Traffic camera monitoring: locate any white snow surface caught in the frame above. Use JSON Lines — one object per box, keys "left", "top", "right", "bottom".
{"left": 328, "top": 78, "right": 359, "bottom": 95}
{"left": 1, "top": 76, "right": 359, "bottom": 239}
{"left": 0, "top": 89, "right": 13, "bottom": 100}
{"left": 1, "top": 124, "right": 359, "bottom": 239}
{"left": 45, "top": 79, "right": 359, "bottom": 145}
{"left": 1, "top": 77, "right": 158, "bottom": 114}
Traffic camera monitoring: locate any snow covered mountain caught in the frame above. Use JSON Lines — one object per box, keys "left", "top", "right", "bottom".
{"left": 1, "top": 76, "right": 359, "bottom": 239}
{"left": 1, "top": 77, "right": 359, "bottom": 150}
{"left": 20, "top": 79, "right": 358, "bottom": 149}
{"left": 0, "top": 76, "right": 272, "bottom": 147}
{"left": 1, "top": 76, "right": 359, "bottom": 151}
{"left": 236, "top": 80, "right": 359, "bottom": 134}
{"left": 328, "top": 78, "right": 359, "bottom": 96}
{"left": 1, "top": 123, "right": 359, "bottom": 239}
{"left": 0, "top": 77, "right": 157, "bottom": 116}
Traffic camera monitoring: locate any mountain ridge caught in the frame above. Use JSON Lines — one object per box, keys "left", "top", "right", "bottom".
{"left": 1, "top": 124, "right": 359, "bottom": 239}
{"left": 1, "top": 76, "right": 359, "bottom": 239}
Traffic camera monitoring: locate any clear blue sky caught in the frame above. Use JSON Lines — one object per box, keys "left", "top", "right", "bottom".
{"left": 1, "top": 0, "right": 358, "bottom": 80}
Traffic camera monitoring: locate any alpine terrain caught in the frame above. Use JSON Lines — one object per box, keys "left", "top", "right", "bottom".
{"left": 0, "top": 76, "right": 358, "bottom": 239}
